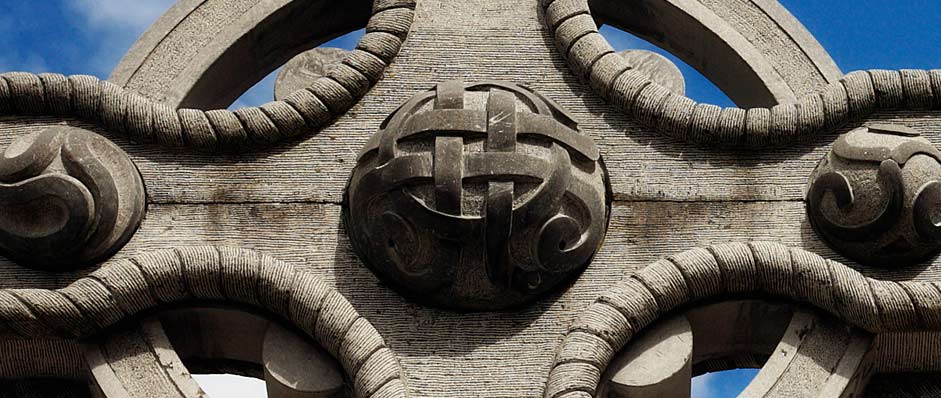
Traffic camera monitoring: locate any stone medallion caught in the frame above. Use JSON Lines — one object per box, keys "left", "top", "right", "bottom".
{"left": 0, "top": 127, "right": 146, "bottom": 270}
{"left": 344, "top": 80, "right": 610, "bottom": 310}
{"left": 806, "top": 124, "right": 941, "bottom": 267}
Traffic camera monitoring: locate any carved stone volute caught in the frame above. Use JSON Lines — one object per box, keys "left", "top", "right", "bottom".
{"left": 806, "top": 124, "right": 941, "bottom": 267}
{"left": 0, "top": 127, "right": 146, "bottom": 270}
{"left": 344, "top": 80, "right": 610, "bottom": 310}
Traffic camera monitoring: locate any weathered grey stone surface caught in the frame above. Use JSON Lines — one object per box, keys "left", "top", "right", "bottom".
{"left": 263, "top": 321, "right": 347, "bottom": 397}
{"left": 738, "top": 309, "right": 873, "bottom": 397}
{"left": 275, "top": 48, "right": 350, "bottom": 102}
{"left": 86, "top": 319, "right": 204, "bottom": 398}
{"left": 601, "top": 315, "right": 692, "bottom": 397}
{"left": 0, "top": 0, "right": 939, "bottom": 397}
{"left": 617, "top": 50, "right": 685, "bottom": 96}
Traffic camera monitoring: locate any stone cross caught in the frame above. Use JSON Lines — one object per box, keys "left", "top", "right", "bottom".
{"left": 0, "top": 0, "right": 940, "bottom": 397}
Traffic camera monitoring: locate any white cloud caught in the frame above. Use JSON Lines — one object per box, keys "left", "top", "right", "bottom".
{"left": 62, "top": 0, "right": 175, "bottom": 77}
{"left": 692, "top": 371, "right": 720, "bottom": 397}
{"left": 68, "top": 0, "right": 176, "bottom": 32}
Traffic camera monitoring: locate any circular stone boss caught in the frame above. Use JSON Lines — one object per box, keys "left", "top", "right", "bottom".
{"left": 806, "top": 124, "right": 941, "bottom": 267}
{"left": 0, "top": 127, "right": 146, "bottom": 270}
{"left": 344, "top": 80, "right": 610, "bottom": 310}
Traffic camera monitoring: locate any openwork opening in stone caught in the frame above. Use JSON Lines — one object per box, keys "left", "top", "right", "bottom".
{"left": 594, "top": 300, "right": 794, "bottom": 397}
{"left": 0, "top": 0, "right": 417, "bottom": 151}
{"left": 152, "top": 307, "right": 350, "bottom": 397}
{"left": 542, "top": 0, "right": 841, "bottom": 108}
{"left": 112, "top": 0, "right": 417, "bottom": 111}
{"left": 541, "top": 0, "right": 941, "bottom": 148}
{"left": 546, "top": 242, "right": 941, "bottom": 398}
{"left": 0, "top": 247, "right": 409, "bottom": 398}
{"left": 595, "top": 25, "right": 735, "bottom": 108}
{"left": 9, "top": 308, "right": 354, "bottom": 397}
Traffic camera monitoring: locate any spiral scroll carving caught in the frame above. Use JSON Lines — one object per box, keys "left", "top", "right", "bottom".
{"left": 345, "top": 80, "right": 610, "bottom": 310}
{"left": 0, "top": 127, "right": 146, "bottom": 270}
{"left": 806, "top": 124, "right": 941, "bottom": 267}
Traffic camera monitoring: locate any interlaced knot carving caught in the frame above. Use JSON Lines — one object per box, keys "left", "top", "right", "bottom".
{"left": 346, "top": 80, "right": 609, "bottom": 310}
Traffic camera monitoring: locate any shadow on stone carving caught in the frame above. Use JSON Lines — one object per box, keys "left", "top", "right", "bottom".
{"left": 0, "top": 379, "right": 90, "bottom": 398}
{"left": 331, "top": 218, "right": 556, "bottom": 355}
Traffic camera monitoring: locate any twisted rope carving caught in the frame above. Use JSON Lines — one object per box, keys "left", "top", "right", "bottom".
{"left": 542, "top": 0, "right": 941, "bottom": 147}
{"left": 0, "top": 247, "right": 408, "bottom": 398}
{"left": 545, "top": 241, "right": 941, "bottom": 398}
{"left": 0, "top": 0, "right": 414, "bottom": 151}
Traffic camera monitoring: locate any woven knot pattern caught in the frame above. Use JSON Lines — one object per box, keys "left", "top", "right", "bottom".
{"left": 346, "top": 80, "right": 608, "bottom": 310}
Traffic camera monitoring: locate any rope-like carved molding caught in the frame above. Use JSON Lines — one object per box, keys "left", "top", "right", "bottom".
{"left": 544, "top": 241, "right": 941, "bottom": 398}
{"left": 0, "top": 0, "right": 415, "bottom": 151}
{"left": 541, "top": 0, "right": 941, "bottom": 147}
{"left": 0, "top": 247, "right": 408, "bottom": 398}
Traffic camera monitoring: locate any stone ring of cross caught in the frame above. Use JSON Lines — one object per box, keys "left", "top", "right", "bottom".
{"left": 1, "top": 0, "right": 941, "bottom": 397}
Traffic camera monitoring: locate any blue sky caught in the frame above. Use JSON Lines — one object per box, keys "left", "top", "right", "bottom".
{"left": 600, "top": 0, "right": 941, "bottom": 107}
{"left": 0, "top": 1, "right": 938, "bottom": 397}
{"left": 2, "top": 1, "right": 939, "bottom": 108}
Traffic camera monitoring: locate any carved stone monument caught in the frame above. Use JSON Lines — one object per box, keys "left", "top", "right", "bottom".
{"left": 1, "top": 0, "right": 941, "bottom": 397}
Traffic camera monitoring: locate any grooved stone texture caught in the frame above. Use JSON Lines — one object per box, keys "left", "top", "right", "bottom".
{"left": 0, "top": 0, "right": 940, "bottom": 397}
